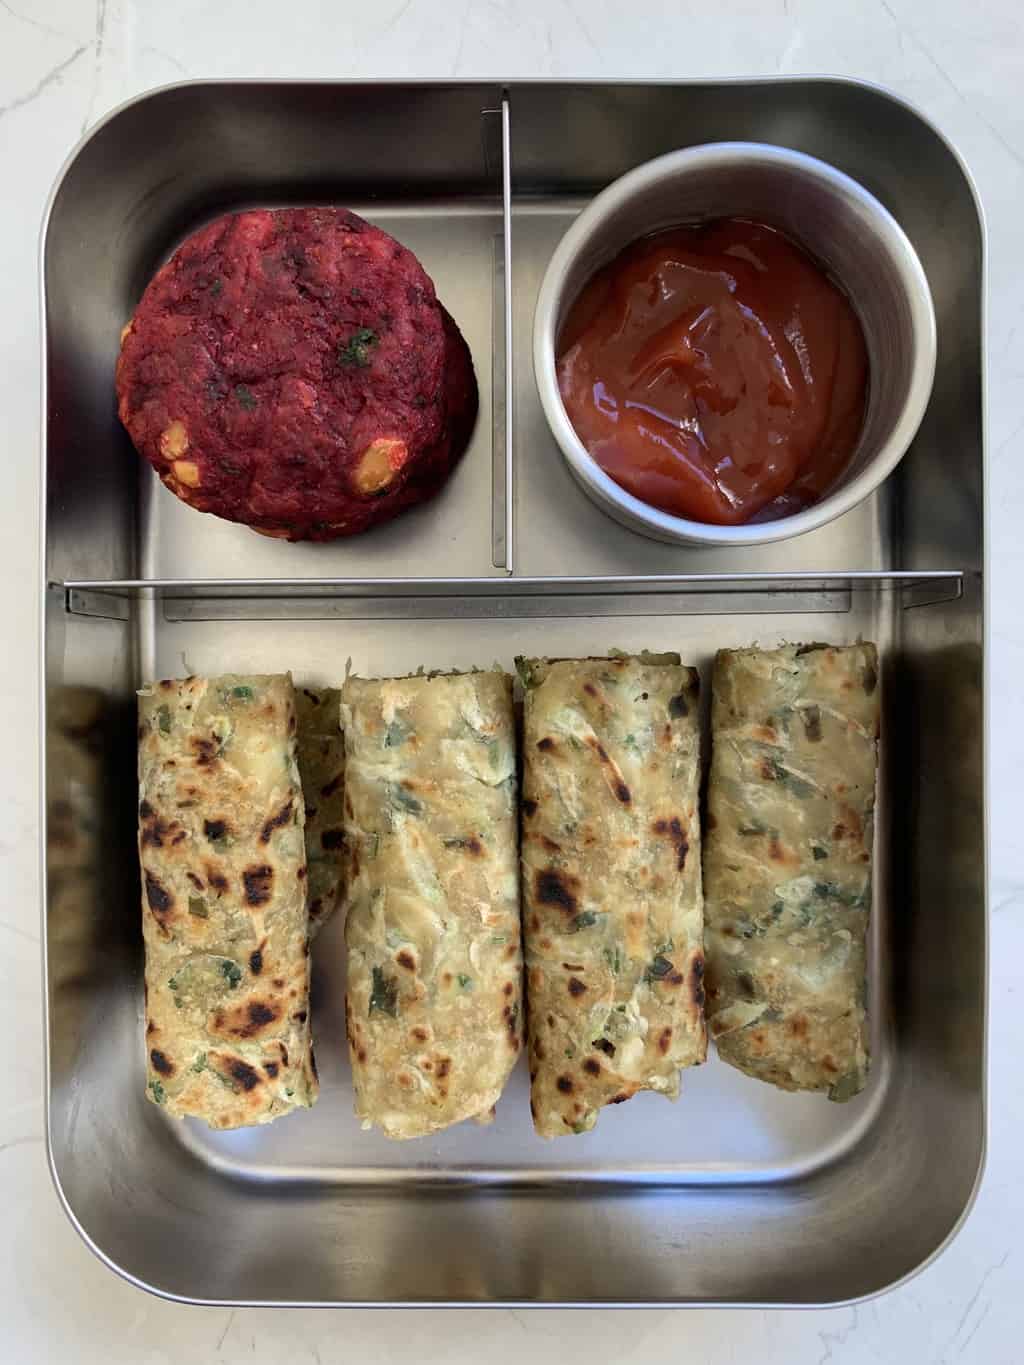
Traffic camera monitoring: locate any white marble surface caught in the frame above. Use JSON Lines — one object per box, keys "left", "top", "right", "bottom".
{"left": 2, "top": 0, "right": 1021, "bottom": 1358}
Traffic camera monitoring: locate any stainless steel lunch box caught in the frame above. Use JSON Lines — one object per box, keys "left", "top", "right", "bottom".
{"left": 41, "top": 78, "right": 985, "bottom": 1307}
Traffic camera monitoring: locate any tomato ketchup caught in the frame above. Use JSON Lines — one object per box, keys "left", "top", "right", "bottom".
{"left": 557, "top": 219, "right": 868, "bottom": 525}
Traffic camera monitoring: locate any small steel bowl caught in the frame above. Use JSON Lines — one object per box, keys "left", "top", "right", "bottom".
{"left": 533, "top": 141, "right": 937, "bottom": 547}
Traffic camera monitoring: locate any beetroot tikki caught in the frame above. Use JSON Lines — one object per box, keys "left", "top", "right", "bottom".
{"left": 116, "top": 207, "right": 477, "bottom": 541}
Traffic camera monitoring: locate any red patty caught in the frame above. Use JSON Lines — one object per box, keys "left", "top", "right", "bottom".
{"left": 116, "top": 207, "right": 477, "bottom": 540}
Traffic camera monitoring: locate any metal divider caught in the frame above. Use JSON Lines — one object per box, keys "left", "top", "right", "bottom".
{"left": 501, "top": 92, "right": 515, "bottom": 576}
{"left": 484, "top": 91, "right": 515, "bottom": 573}
{"left": 61, "top": 572, "right": 965, "bottom": 621}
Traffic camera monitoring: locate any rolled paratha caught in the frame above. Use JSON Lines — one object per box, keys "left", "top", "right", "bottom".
{"left": 342, "top": 671, "right": 523, "bottom": 1139}
{"left": 519, "top": 655, "right": 706, "bottom": 1138}
{"left": 295, "top": 686, "right": 346, "bottom": 938}
{"left": 703, "top": 643, "right": 879, "bottom": 1101}
{"left": 138, "top": 674, "right": 318, "bottom": 1128}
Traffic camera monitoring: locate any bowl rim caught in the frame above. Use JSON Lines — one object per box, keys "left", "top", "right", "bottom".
{"left": 532, "top": 139, "right": 938, "bottom": 548}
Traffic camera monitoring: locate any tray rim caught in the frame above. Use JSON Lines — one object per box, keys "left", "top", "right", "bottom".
{"left": 38, "top": 71, "right": 989, "bottom": 1310}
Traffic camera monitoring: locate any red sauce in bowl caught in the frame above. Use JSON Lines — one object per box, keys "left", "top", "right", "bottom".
{"left": 556, "top": 219, "right": 869, "bottom": 526}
